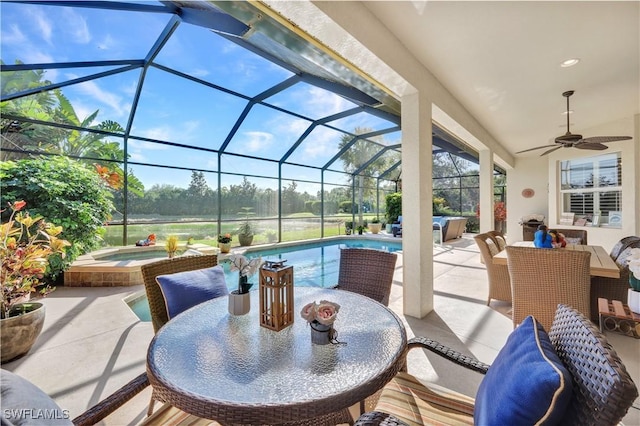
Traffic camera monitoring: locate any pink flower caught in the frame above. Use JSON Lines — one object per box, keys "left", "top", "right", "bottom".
{"left": 300, "top": 300, "right": 340, "bottom": 326}
{"left": 300, "top": 302, "right": 317, "bottom": 322}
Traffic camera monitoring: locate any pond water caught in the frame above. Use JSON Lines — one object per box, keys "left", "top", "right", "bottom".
{"left": 126, "top": 238, "right": 401, "bottom": 322}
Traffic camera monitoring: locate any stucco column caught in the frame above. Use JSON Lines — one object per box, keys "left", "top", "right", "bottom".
{"left": 479, "top": 149, "right": 494, "bottom": 232}
{"left": 402, "top": 91, "right": 434, "bottom": 318}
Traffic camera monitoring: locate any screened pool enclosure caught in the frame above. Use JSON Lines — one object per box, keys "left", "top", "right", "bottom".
{"left": 1, "top": 1, "right": 504, "bottom": 247}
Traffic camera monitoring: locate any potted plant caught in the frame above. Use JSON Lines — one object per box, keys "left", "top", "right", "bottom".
{"left": 237, "top": 207, "right": 256, "bottom": 247}
{"left": 227, "top": 254, "right": 263, "bottom": 315}
{"left": 217, "top": 233, "right": 232, "bottom": 253}
{"left": 1, "top": 200, "right": 70, "bottom": 363}
{"left": 356, "top": 224, "right": 366, "bottom": 235}
{"left": 165, "top": 235, "right": 179, "bottom": 258}
{"left": 369, "top": 218, "right": 382, "bottom": 234}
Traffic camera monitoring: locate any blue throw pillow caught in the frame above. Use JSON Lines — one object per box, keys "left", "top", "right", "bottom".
{"left": 474, "top": 316, "right": 572, "bottom": 425}
{"left": 156, "top": 265, "right": 228, "bottom": 319}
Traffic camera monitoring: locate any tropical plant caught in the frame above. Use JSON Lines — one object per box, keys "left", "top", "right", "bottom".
{"left": 0, "top": 157, "right": 115, "bottom": 281}
{"left": 237, "top": 207, "right": 256, "bottom": 237}
{"left": 1, "top": 200, "right": 70, "bottom": 319}
{"left": 385, "top": 192, "right": 402, "bottom": 224}
{"left": 339, "top": 127, "right": 395, "bottom": 225}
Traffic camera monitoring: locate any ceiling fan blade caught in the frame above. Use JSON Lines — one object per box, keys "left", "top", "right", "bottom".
{"left": 540, "top": 146, "right": 563, "bottom": 156}
{"left": 580, "top": 135, "right": 632, "bottom": 144}
{"left": 516, "top": 144, "right": 558, "bottom": 154}
{"left": 574, "top": 142, "right": 608, "bottom": 151}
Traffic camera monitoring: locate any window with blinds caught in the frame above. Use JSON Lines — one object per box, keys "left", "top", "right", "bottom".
{"left": 560, "top": 153, "right": 622, "bottom": 226}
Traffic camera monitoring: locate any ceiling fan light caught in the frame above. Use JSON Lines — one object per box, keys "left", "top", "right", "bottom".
{"left": 561, "top": 58, "right": 580, "bottom": 67}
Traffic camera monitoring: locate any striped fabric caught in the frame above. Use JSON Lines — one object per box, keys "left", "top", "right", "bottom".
{"left": 375, "top": 372, "right": 475, "bottom": 426}
{"left": 140, "top": 403, "right": 220, "bottom": 426}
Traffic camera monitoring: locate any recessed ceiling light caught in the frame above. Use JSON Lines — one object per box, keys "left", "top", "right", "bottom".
{"left": 561, "top": 58, "right": 580, "bottom": 68}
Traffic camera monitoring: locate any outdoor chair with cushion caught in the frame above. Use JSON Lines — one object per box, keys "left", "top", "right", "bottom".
{"left": 486, "top": 230, "right": 507, "bottom": 251}
{"left": 506, "top": 246, "right": 590, "bottom": 331}
{"left": 0, "top": 369, "right": 219, "bottom": 426}
{"left": 610, "top": 235, "right": 640, "bottom": 261}
{"left": 353, "top": 304, "right": 638, "bottom": 426}
{"left": 140, "top": 254, "right": 220, "bottom": 334}
{"left": 335, "top": 247, "right": 398, "bottom": 306}
{"left": 473, "top": 233, "right": 511, "bottom": 305}
{"left": 590, "top": 239, "right": 640, "bottom": 322}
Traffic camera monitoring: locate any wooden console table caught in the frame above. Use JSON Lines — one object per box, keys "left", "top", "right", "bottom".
{"left": 598, "top": 298, "right": 640, "bottom": 339}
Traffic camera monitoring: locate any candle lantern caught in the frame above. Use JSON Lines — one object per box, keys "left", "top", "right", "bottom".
{"left": 259, "top": 260, "right": 294, "bottom": 331}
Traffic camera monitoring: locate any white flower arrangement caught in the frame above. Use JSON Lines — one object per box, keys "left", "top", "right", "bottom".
{"left": 228, "top": 254, "right": 263, "bottom": 278}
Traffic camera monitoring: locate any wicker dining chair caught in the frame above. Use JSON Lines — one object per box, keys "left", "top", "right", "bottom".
{"left": 506, "top": 246, "right": 591, "bottom": 331}
{"left": 353, "top": 304, "right": 638, "bottom": 426}
{"left": 335, "top": 247, "right": 398, "bottom": 306}
{"left": 140, "top": 254, "right": 218, "bottom": 334}
{"left": 474, "top": 233, "right": 511, "bottom": 305}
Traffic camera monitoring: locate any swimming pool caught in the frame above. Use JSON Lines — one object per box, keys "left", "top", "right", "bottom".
{"left": 125, "top": 237, "right": 401, "bottom": 322}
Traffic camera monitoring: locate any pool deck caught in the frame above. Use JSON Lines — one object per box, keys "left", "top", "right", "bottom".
{"left": 4, "top": 233, "right": 639, "bottom": 425}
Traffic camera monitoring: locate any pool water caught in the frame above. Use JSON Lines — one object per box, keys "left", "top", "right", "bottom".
{"left": 126, "top": 238, "right": 401, "bottom": 322}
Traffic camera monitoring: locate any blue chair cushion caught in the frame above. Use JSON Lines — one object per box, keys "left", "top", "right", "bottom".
{"left": 474, "top": 316, "right": 572, "bottom": 425}
{"left": 1, "top": 369, "right": 73, "bottom": 425}
{"left": 156, "top": 265, "right": 228, "bottom": 319}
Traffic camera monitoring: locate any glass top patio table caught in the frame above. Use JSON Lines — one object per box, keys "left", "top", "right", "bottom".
{"left": 146, "top": 287, "right": 407, "bottom": 425}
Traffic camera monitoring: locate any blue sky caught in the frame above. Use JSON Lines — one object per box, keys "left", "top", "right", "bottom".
{"left": 1, "top": 1, "right": 401, "bottom": 192}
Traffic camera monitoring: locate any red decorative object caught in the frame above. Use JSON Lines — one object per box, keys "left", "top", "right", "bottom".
{"left": 521, "top": 188, "right": 535, "bottom": 198}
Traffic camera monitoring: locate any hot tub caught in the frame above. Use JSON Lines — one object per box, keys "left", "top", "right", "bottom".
{"left": 64, "top": 244, "right": 218, "bottom": 287}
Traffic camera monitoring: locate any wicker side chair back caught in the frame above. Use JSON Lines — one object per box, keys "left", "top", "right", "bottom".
{"left": 336, "top": 248, "right": 397, "bottom": 306}
{"left": 141, "top": 254, "right": 218, "bottom": 333}
{"left": 474, "top": 233, "right": 511, "bottom": 305}
{"left": 590, "top": 239, "right": 640, "bottom": 321}
{"left": 506, "top": 246, "right": 590, "bottom": 331}
{"left": 354, "top": 304, "right": 638, "bottom": 426}
{"left": 610, "top": 236, "right": 640, "bottom": 261}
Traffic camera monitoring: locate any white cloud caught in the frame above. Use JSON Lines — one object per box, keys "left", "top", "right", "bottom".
{"left": 74, "top": 79, "right": 127, "bottom": 118}
{"left": 62, "top": 7, "right": 91, "bottom": 44}
{"left": 190, "top": 68, "right": 210, "bottom": 78}
{"left": 1, "top": 25, "right": 27, "bottom": 45}
{"left": 27, "top": 7, "right": 53, "bottom": 45}
{"left": 243, "top": 131, "right": 274, "bottom": 152}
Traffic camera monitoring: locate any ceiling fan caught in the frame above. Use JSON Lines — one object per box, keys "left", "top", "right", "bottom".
{"left": 516, "top": 90, "right": 632, "bottom": 156}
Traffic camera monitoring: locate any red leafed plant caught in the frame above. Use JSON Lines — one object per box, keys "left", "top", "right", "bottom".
{"left": 1, "top": 201, "right": 70, "bottom": 319}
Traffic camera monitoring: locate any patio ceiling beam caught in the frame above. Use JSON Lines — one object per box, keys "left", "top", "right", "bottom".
{"left": 352, "top": 144, "right": 402, "bottom": 176}
{"left": 322, "top": 126, "right": 400, "bottom": 171}
{"left": 0, "top": 64, "right": 141, "bottom": 103}
{"left": 3, "top": 1, "right": 173, "bottom": 14}
{"left": 278, "top": 107, "right": 363, "bottom": 164}
{"left": 219, "top": 76, "right": 302, "bottom": 153}
{"left": 299, "top": 74, "right": 380, "bottom": 107}
{"left": 1, "top": 60, "right": 144, "bottom": 72}
{"left": 379, "top": 160, "right": 402, "bottom": 181}
{"left": 177, "top": 7, "right": 250, "bottom": 37}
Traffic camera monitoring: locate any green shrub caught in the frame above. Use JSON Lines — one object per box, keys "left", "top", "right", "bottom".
{"left": 385, "top": 192, "right": 402, "bottom": 223}
{"left": 1, "top": 157, "right": 115, "bottom": 282}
